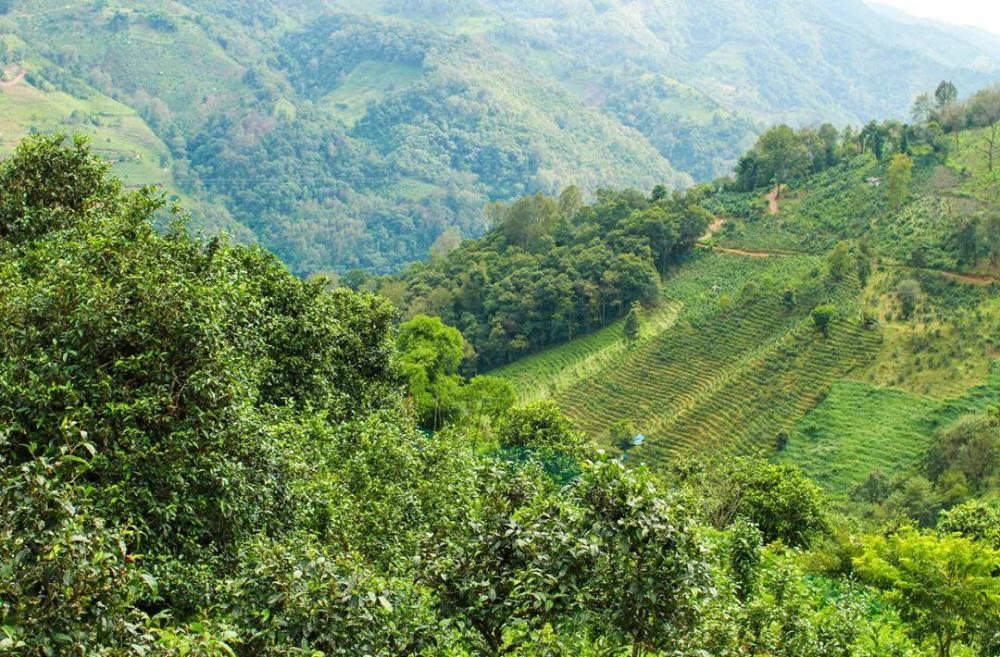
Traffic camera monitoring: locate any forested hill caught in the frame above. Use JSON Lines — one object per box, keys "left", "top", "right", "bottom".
{"left": 3, "top": 132, "right": 1000, "bottom": 657}
{"left": 2, "top": 0, "right": 1000, "bottom": 275}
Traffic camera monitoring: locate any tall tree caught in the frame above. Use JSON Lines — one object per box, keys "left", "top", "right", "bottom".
{"left": 935, "top": 81, "right": 959, "bottom": 108}
{"left": 755, "top": 125, "right": 811, "bottom": 194}
{"left": 911, "top": 92, "right": 936, "bottom": 124}
{"left": 624, "top": 301, "right": 642, "bottom": 343}
{"left": 827, "top": 241, "right": 853, "bottom": 281}
{"left": 861, "top": 121, "right": 888, "bottom": 160}
{"left": 895, "top": 279, "right": 921, "bottom": 319}
{"left": 854, "top": 531, "right": 1000, "bottom": 657}
{"left": 887, "top": 153, "right": 913, "bottom": 210}
{"left": 500, "top": 194, "right": 559, "bottom": 252}
{"left": 558, "top": 185, "right": 584, "bottom": 220}
{"left": 969, "top": 87, "right": 1000, "bottom": 174}
{"left": 983, "top": 204, "right": 1000, "bottom": 266}
{"left": 952, "top": 216, "right": 981, "bottom": 265}
{"left": 397, "top": 315, "right": 466, "bottom": 428}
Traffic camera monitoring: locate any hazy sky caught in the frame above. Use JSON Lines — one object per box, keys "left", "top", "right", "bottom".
{"left": 871, "top": 0, "right": 1000, "bottom": 36}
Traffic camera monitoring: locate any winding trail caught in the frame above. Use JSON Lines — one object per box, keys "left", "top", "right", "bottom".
{"left": 0, "top": 66, "right": 26, "bottom": 89}
{"left": 704, "top": 217, "right": 727, "bottom": 238}
{"left": 700, "top": 244, "right": 771, "bottom": 258}
{"left": 765, "top": 185, "right": 781, "bottom": 214}
{"left": 930, "top": 270, "right": 997, "bottom": 286}
{"left": 697, "top": 216, "right": 999, "bottom": 286}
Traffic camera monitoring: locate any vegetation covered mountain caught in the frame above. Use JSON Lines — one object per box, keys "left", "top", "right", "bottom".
{"left": 456, "top": 85, "right": 1000, "bottom": 526}
{"left": 2, "top": 0, "right": 1000, "bottom": 273}
{"left": 4, "top": 130, "right": 1000, "bottom": 657}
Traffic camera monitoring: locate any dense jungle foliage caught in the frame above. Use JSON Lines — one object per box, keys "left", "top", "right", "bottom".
{"left": 353, "top": 185, "right": 710, "bottom": 369}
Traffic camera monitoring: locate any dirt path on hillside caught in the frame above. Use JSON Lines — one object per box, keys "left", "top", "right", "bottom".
{"left": 765, "top": 186, "right": 781, "bottom": 214}
{"left": 0, "top": 67, "right": 26, "bottom": 88}
{"left": 706, "top": 248, "right": 1000, "bottom": 285}
{"left": 698, "top": 226, "right": 1000, "bottom": 286}
{"left": 937, "top": 270, "right": 997, "bottom": 286}
{"left": 702, "top": 217, "right": 727, "bottom": 241}
{"left": 700, "top": 244, "right": 772, "bottom": 258}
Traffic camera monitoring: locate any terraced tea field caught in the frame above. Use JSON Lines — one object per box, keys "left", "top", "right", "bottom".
{"left": 499, "top": 251, "right": 882, "bottom": 469}
{"left": 497, "top": 252, "right": 806, "bottom": 403}
{"left": 492, "top": 298, "right": 682, "bottom": 403}
{"left": 779, "top": 363, "right": 1000, "bottom": 496}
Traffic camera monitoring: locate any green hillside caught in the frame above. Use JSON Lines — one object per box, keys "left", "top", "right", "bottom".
{"left": 0, "top": 32, "right": 244, "bottom": 236}
{"left": 4, "top": 97, "right": 1000, "bottom": 657}
{"left": 501, "top": 252, "right": 880, "bottom": 467}
{"left": 776, "top": 364, "right": 1000, "bottom": 496}
{"left": 1, "top": 0, "right": 999, "bottom": 273}
{"left": 712, "top": 126, "right": 1000, "bottom": 275}
{"left": 492, "top": 297, "right": 683, "bottom": 404}
{"left": 493, "top": 114, "right": 1000, "bottom": 490}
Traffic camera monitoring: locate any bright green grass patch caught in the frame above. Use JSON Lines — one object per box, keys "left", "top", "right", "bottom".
{"left": 0, "top": 82, "right": 171, "bottom": 187}
{"left": 776, "top": 381, "right": 940, "bottom": 494}
{"left": 780, "top": 363, "right": 1000, "bottom": 496}
{"left": 321, "top": 60, "right": 424, "bottom": 127}
{"left": 0, "top": 75, "right": 245, "bottom": 238}
{"left": 13, "top": 4, "right": 248, "bottom": 129}
{"left": 946, "top": 125, "right": 1000, "bottom": 198}
{"left": 391, "top": 177, "right": 443, "bottom": 202}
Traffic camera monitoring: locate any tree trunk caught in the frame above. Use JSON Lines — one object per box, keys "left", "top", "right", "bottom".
{"left": 936, "top": 630, "right": 952, "bottom": 657}
{"left": 988, "top": 122, "right": 997, "bottom": 174}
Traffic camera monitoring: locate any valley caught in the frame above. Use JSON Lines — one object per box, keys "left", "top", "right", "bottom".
{"left": 488, "top": 120, "right": 1000, "bottom": 502}
{"left": 2, "top": 0, "right": 1000, "bottom": 274}
{"left": 2, "top": 2, "right": 1000, "bottom": 655}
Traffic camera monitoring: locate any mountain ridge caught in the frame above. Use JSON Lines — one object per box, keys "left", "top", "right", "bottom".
{"left": 1, "top": 0, "right": 999, "bottom": 274}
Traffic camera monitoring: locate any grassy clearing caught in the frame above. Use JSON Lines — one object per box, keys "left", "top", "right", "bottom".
{"left": 775, "top": 381, "right": 940, "bottom": 494}
{"left": 774, "top": 258, "right": 1000, "bottom": 497}
{"left": 779, "top": 363, "right": 1000, "bottom": 496}
{"left": 321, "top": 60, "right": 425, "bottom": 127}
{"left": 0, "top": 70, "right": 247, "bottom": 239}
{"left": 0, "top": 81, "right": 171, "bottom": 187}
{"left": 12, "top": 1, "right": 249, "bottom": 129}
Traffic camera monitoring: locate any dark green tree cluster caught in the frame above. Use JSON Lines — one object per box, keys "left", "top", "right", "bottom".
{"left": 734, "top": 123, "right": 842, "bottom": 192}
{"left": 278, "top": 13, "right": 438, "bottom": 99}
{"left": 733, "top": 113, "right": 936, "bottom": 193}
{"left": 367, "top": 187, "right": 710, "bottom": 368}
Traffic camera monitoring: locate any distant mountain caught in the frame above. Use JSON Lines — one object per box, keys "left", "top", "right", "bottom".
{"left": 1, "top": 0, "right": 998, "bottom": 274}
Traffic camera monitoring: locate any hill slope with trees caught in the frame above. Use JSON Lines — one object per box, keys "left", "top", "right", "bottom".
{"left": 2, "top": 131, "right": 999, "bottom": 657}
{"left": 478, "top": 86, "right": 1000, "bottom": 542}
{"left": 2, "top": 0, "right": 1000, "bottom": 273}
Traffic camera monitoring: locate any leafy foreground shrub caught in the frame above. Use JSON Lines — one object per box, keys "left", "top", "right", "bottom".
{"left": 0, "top": 136, "right": 407, "bottom": 654}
